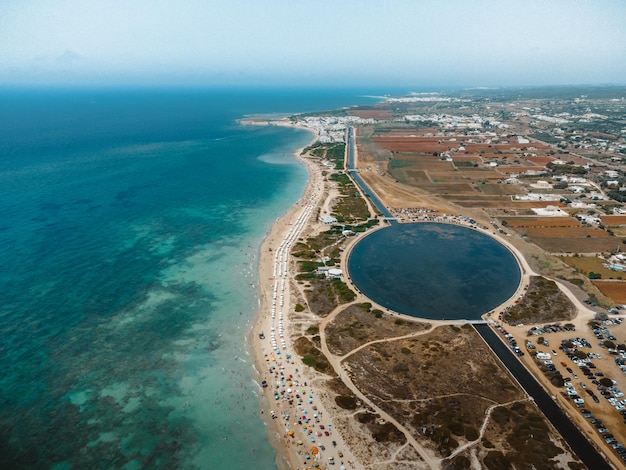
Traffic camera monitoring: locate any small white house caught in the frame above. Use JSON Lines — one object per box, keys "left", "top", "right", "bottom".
{"left": 319, "top": 215, "right": 338, "bottom": 225}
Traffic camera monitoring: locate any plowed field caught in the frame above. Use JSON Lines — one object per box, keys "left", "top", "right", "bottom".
{"left": 502, "top": 217, "right": 582, "bottom": 228}
{"left": 601, "top": 215, "right": 626, "bottom": 226}
{"left": 593, "top": 281, "right": 626, "bottom": 303}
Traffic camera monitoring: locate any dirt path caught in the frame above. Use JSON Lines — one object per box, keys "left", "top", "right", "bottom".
{"left": 447, "top": 399, "right": 529, "bottom": 460}
{"left": 316, "top": 299, "right": 440, "bottom": 468}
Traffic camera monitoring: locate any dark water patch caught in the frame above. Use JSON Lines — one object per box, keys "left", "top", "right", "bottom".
{"left": 1, "top": 278, "right": 215, "bottom": 468}
{"left": 348, "top": 223, "right": 521, "bottom": 320}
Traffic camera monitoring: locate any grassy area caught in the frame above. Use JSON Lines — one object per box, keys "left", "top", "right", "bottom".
{"left": 293, "top": 337, "right": 335, "bottom": 375}
{"left": 302, "top": 278, "right": 356, "bottom": 317}
{"left": 329, "top": 172, "right": 370, "bottom": 222}
{"left": 305, "top": 142, "right": 346, "bottom": 169}
{"left": 453, "top": 161, "right": 477, "bottom": 167}
{"left": 559, "top": 255, "right": 623, "bottom": 280}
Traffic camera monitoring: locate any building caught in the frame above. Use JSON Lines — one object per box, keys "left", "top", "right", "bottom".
{"left": 327, "top": 268, "right": 343, "bottom": 280}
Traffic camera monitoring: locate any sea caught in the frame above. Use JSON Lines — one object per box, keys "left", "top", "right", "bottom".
{"left": 0, "top": 87, "right": 392, "bottom": 469}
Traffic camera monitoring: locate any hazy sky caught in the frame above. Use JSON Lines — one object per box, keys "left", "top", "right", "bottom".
{"left": 1, "top": 0, "right": 624, "bottom": 88}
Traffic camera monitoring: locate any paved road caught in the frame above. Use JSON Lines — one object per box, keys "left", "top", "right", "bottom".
{"left": 346, "top": 127, "right": 393, "bottom": 220}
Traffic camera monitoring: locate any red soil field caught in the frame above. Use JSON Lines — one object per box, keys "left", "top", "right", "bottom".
{"left": 524, "top": 156, "right": 555, "bottom": 167}
{"left": 374, "top": 143, "right": 456, "bottom": 154}
{"left": 601, "top": 215, "right": 626, "bottom": 226}
{"left": 501, "top": 217, "right": 582, "bottom": 228}
{"left": 527, "top": 237, "right": 618, "bottom": 254}
{"left": 593, "top": 281, "right": 626, "bottom": 304}
{"left": 464, "top": 143, "right": 523, "bottom": 153}
{"left": 522, "top": 226, "right": 611, "bottom": 238}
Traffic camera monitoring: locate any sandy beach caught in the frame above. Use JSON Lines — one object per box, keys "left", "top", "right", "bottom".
{"left": 250, "top": 131, "right": 360, "bottom": 470}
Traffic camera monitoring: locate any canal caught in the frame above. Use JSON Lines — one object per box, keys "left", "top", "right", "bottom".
{"left": 474, "top": 324, "right": 612, "bottom": 469}
{"left": 346, "top": 127, "right": 393, "bottom": 220}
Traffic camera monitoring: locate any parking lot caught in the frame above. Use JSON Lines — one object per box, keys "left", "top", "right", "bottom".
{"left": 494, "top": 317, "right": 626, "bottom": 466}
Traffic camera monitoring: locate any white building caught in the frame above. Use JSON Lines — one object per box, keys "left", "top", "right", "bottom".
{"left": 319, "top": 216, "right": 338, "bottom": 225}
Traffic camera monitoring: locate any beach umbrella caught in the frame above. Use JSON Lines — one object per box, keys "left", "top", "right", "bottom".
{"left": 311, "top": 446, "right": 318, "bottom": 454}
{"left": 297, "top": 440, "right": 303, "bottom": 445}
{"left": 288, "top": 430, "right": 294, "bottom": 437}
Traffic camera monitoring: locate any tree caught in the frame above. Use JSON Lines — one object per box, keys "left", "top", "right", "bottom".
{"left": 573, "top": 350, "right": 588, "bottom": 360}
{"left": 599, "top": 377, "right": 614, "bottom": 387}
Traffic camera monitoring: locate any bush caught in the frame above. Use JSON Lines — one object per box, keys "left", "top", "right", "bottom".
{"left": 465, "top": 425, "right": 479, "bottom": 441}
{"left": 305, "top": 325, "right": 319, "bottom": 335}
{"left": 483, "top": 451, "right": 511, "bottom": 470}
{"left": 295, "top": 303, "right": 305, "bottom": 312}
{"left": 335, "top": 395, "right": 358, "bottom": 410}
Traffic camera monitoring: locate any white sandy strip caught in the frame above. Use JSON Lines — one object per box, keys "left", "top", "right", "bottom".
{"left": 254, "top": 159, "right": 360, "bottom": 469}
{"left": 268, "top": 205, "right": 314, "bottom": 353}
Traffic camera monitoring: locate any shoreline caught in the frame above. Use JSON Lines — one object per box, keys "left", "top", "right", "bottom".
{"left": 248, "top": 126, "right": 359, "bottom": 469}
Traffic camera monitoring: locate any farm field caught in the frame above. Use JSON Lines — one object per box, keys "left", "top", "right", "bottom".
{"left": 520, "top": 226, "right": 611, "bottom": 238}
{"left": 593, "top": 280, "right": 626, "bottom": 303}
{"left": 501, "top": 217, "right": 583, "bottom": 228}
{"left": 601, "top": 215, "right": 626, "bottom": 226}
{"left": 608, "top": 227, "right": 626, "bottom": 238}
{"left": 558, "top": 255, "right": 619, "bottom": 279}
{"left": 527, "top": 237, "right": 618, "bottom": 254}
{"left": 525, "top": 155, "right": 556, "bottom": 166}
{"left": 372, "top": 136, "right": 457, "bottom": 154}
{"left": 478, "top": 183, "right": 526, "bottom": 196}
{"left": 505, "top": 225, "right": 620, "bottom": 253}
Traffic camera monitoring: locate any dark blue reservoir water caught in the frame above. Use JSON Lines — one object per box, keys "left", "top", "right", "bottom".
{"left": 347, "top": 223, "right": 521, "bottom": 320}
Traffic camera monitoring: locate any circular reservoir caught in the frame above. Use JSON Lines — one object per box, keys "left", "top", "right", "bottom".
{"left": 347, "top": 223, "right": 521, "bottom": 320}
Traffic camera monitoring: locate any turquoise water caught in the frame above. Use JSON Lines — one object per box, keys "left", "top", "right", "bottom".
{"left": 0, "top": 87, "right": 385, "bottom": 469}
{"left": 347, "top": 223, "right": 522, "bottom": 320}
